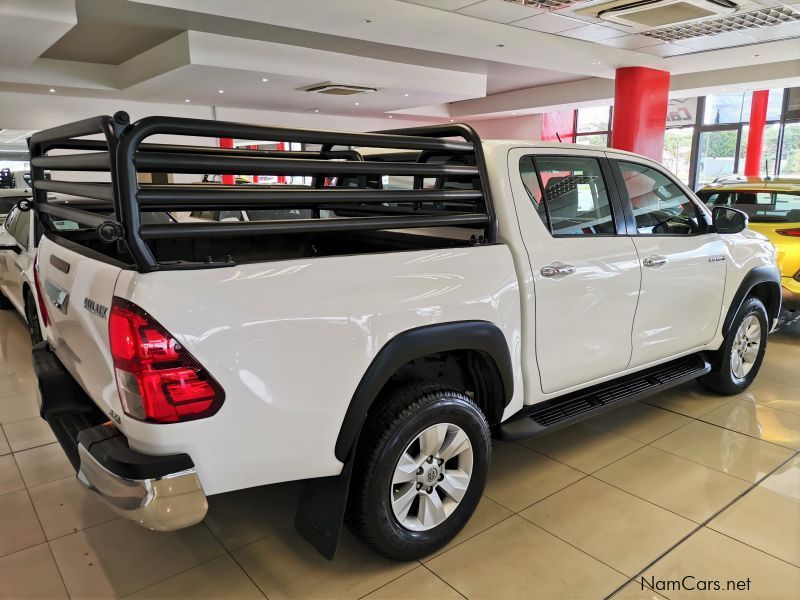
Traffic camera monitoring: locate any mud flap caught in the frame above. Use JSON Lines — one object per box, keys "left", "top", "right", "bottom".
{"left": 294, "top": 455, "right": 355, "bottom": 560}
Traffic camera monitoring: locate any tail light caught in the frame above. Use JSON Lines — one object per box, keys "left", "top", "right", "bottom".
{"left": 109, "top": 298, "right": 224, "bottom": 423}
{"left": 33, "top": 254, "right": 50, "bottom": 328}
{"left": 776, "top": 228, "right": 800, "bottom": 237}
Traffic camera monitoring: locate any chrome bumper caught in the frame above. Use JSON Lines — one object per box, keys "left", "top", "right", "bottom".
{"left": 77, "top": 443, "right": 208, "bottom": 531}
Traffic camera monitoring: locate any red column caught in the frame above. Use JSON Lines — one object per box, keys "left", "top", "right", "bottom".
{"left": 744, "top": 90, "right": 769, "bottom": 177}
{"left": 219, "top": 137, "right": 234, "bottom": 185}
{"left": 610, "top": 67, "right": 670, "bottom": 161}
{"left": 541, "top": 110, "right": 575, "bottom": 143}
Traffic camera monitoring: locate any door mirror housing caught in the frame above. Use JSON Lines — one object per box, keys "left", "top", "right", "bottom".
{"left": 712, "top": 206, "right": 748, "bottom": 234}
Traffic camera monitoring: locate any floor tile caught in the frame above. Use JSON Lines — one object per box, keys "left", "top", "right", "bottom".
{"left": 484, "top": 441, "right": 584, "bottom": 512}
{"left": 521, "top": 421, "right": 643, "bottom": 473}
{"left": 0, "top": 453, "right": 24, "bottom": 495}
{"left": 0, "top": 426, "right": 9, "bottom": 455}
{"left": 204, "top": 481, "right": 301, "bottom": 551}
{"left": 28, "top": 476, "right": 118, "bottom": 540}
{"left": 14, "top": 443, "right": 74, "bottom": 488}
{"left": 0, "top": 387, "right": 40, "bottom": 425}
{"left": 364, "top": 566, "right": 462, "bottom": 599}
{"left": 758, "top": 343, "right": 800, "bottom": 387}
{"left": 644, "top": 383, "right": 734, "bottom": 418}
{"left": 521, "top": 477, "right": 696, "bottom": 576}
{"left": 49, "top": 518, "right": 226, "bottom": 598}
{"left": 587, "top": 401, "right": 693, "bottom": 444}
{"left": 125, "top": 554, "right": 264, "bottom": 599}
{"left": 701, "top": 398, "right": 800, "bottom": 450}
{"left": 3, "top": 416, "right": 56, "bottom": 452}
{"left": 426, "top": 515, "right": 626, "bottom": 599}
{"left": 652, "top": 420, "right": 794, "bottom": 483}
{"left": 0, "top": 543, "right": 68, "bottom": 599}
{"left": 0, "top": 369, "right": 37, "bottom": 397}
{"left": 594, "top": 446, "right": 750, "bottom": 522}
{"left": 708, "top": 486, "right": 800, "bottom": 567}
{"left": 638, "top": 527, "right": 799, "bottom": 599}
{"left": 611, "top": 581, "right": 669, "bottom": 599}
{"left": 760, "top": 454, "right": 800, "bottom": 500}
{"left": 233, "top": 528, "right": 417, "bottom": 600}
{"left": 0, "top": 489, "right": 46, "bottom": 557}
{"left": 423, "top": 495, "right": 512, "bottom": 561}
{"left": 740, "top": 379, "right": 800, "bottom": 416}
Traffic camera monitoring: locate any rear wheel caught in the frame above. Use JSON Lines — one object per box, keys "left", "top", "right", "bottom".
{"left": 348, "top": 382, "right": 491, "bottom": 560}
{"left": 699, "top": 297, "right": 768, "bottom": 395}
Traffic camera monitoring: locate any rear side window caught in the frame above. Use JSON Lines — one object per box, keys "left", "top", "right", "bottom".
{"left": 12, "top": 209, "right": 30, "bottom": 248}
{"left": 519, "top": 155, "right": 616, "bottom": 236}
{"left": 697, "top": 190, "right": 800, "bottom": 223}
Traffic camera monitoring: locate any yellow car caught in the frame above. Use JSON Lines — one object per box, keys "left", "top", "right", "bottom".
{"left": 697, "top": 176, "right": 800, "bottom": 313}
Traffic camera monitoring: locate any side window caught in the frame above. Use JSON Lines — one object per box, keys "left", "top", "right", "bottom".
{"left": 519, "top": 155, "right": 616, "bottom": 236}
{"left": 3, "top": 207, "right": 19, "bottom": 236}
{"left": 618, "top": 161, "right": 709, "bottom": 235}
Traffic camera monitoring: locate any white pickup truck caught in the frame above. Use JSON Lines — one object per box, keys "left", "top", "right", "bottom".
{"left": 28, "top": 113, "right": 780, "bottom": 561}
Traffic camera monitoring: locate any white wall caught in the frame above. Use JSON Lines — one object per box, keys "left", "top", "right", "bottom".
{"left": 466, "top": 114, "right": 542, "bottom": 141}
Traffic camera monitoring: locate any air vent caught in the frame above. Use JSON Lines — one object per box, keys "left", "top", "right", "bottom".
{"left": 298, "top": 82, "right": 379, "bottom": 95}
{"left": 585, "top": 0, "right": 738, "bottom": 29}
{"left": 642, "top": 5, "right": 800, "bottom": 40}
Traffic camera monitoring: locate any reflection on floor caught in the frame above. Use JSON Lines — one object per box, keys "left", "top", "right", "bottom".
{"left": 1, "top": 309, "right": 798, "bottom": 599}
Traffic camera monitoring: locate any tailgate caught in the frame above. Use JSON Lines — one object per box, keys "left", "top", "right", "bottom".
{"left": 37, "top": 237, "right": 123, "bottom": 420}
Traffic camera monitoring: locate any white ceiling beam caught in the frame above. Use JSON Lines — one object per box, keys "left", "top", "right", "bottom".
{"left": 0, "top": 0, "right": 77, "bottom": 67}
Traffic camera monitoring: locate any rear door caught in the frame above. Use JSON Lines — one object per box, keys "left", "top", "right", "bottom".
{"left": 508, "top": 148, "right": 641, "bottom": 394}
{"left": 36, "top": 237, "right": 123, "bottom": 416}
{"left": 609, "top": 156, "right": 726, "bottom": 367}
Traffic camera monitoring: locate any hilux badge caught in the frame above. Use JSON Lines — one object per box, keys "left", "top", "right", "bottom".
{"left": 84, "top": 298, "right": 109, "bottom": 319}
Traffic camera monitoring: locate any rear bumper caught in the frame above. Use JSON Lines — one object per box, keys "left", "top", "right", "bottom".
{"left": 32, "top": 342, "right": 208, "bottom": 531}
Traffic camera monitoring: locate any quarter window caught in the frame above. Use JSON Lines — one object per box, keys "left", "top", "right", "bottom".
{"left": 519, "top": 156, "right": 616, "bottom": 236}
{"left": 618, "top": 161, "right": 709, "bottom": 235}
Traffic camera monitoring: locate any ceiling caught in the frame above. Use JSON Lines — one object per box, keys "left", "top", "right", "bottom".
{"left": 0, "top": 0, "right": 798, "bottom": 123}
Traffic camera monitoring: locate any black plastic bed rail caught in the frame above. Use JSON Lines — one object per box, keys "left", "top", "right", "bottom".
{"left": 28, "top": 112, "right": 495, "bottom": 272}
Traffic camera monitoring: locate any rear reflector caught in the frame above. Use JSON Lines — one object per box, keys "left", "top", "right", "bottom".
{"left": 776, "top": 228, "right": 800, "bottom": 237}
{"left": 109, "top": 298, "right": 224, "bottom": 423}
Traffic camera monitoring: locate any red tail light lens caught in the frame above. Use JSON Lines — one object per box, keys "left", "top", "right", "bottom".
{"left": 776, "top": 228, "right": 800, "bottom": 237}
{"left": 109, "top": 298, "right": 224, "bottom": 423}
{"left": 33, "top": 254, "right": 50, "bottom": 328}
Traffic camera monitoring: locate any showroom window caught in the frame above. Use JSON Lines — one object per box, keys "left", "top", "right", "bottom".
{"left": 574, "top": 106, "right": 612, "bottom": 147}
{"left": 519, "top": 155, "right": 616, "bottom": 236}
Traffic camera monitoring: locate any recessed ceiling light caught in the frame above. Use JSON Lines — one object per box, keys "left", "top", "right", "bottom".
{"left": 450, "top": 119, "right": 454, "bottom": 122}
{"left": 496, "top": 43, "right": 505, "bottom": 48}
{"left": 185, "top": 98, "right": 190, "bottom": 103}
{"left": 218, "top": 89, "right": 224, "bottom": 94}
{"left": 354, "top": 102, "right": 360, "bottom": 106}
{"left": 261, "top": 77, "right": 269, "bottom": 82}
{"left": 314, "top": 109, "right": 319, "bottom": 113}
{"left": 751, "top": 54, "right": 759, "bottom": 58}
{"left": 404, "top": 93, "right": 409, "bottom": 97}
{"left": 388, "top": 115, "right": 393, "bottom": 118}
{"left": 592, "top": 61, "right": 602, "bottom": 65}
{"left": 362, "top": 18, "right": 372, "bottom": 23}
{"left": 48, "top": 88, "right": 55, "bottom": 93}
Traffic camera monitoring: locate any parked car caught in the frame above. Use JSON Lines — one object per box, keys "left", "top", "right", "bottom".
{"left": 28, "top": 113, "right": 781, "bottom": 561}
{"left": 0, "top": 200, "right": 42, "bottom": 341}
{"left": 697, "top": 176, "right": 800, "bottom": 313}
{"left": 0, "top": 170, "right": 32, "bottom": 217}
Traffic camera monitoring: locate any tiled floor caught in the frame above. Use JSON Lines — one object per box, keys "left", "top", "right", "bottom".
{"left": 1, "top": 308, "right": 798, "bottom": 599}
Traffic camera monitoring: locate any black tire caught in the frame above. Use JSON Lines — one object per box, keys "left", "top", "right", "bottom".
{"left": 699, "top": 296, "right": 768, "bottom": 395}
{"left": 24, "top": 289, "right": 43, "bottom": 344}
{"left": 348, "top": 382, "right": 491, "bottom": 560}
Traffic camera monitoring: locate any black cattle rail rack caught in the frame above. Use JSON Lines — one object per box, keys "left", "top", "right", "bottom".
{"left": 28, "top": 112, "right": 496, "bottom": 272}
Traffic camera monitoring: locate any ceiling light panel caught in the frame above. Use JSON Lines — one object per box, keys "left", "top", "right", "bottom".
{"left": 642, "top": 5, "right": 800, "bottom": 41}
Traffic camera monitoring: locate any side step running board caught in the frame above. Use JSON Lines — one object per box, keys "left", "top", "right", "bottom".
{"left": 498, "top": 354, "right": 711, "bottom": 441}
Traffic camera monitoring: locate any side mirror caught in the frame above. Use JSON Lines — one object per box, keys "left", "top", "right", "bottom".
{"left": 712, "top": 206, "right": 748, "bottom": 234}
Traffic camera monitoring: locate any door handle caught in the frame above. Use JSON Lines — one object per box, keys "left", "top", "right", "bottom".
{"left": 540, "top": 263, "right": 576, "bottom": 278}
{"left": 643, "top": 254, "right": 668, "bottom": 268}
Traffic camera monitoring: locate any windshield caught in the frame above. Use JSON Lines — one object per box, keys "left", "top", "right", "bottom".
{"left": 697, "top": 190, "right": 800, "bottom": 223}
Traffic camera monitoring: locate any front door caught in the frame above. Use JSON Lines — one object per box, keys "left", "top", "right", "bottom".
{"left": 610, "top": 156, "right": 727, "bottom": 367}
{"left": 509, "top": 149, "right": 641, "bottom": 394}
